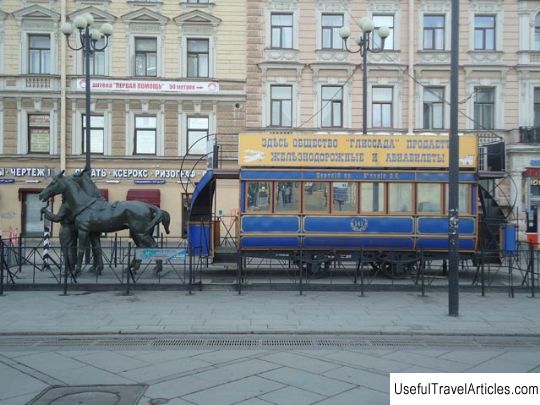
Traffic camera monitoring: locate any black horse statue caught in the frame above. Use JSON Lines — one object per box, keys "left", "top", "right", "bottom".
{"left": 39, "top": 171, "right": 170, "bottom": 275}
{"left": 42, "top": 170, "right": 104, "bottom": 275}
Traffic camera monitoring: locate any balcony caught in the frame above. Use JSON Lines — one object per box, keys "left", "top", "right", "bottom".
{"left": 0, "top": 75, "right": 61, "bottom": 93}
{"left": 519, "top": 127, "right": 540, "bottom": 144}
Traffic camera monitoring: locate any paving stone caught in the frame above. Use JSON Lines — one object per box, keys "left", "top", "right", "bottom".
{"left": 314, "top": 386, "right": 387, "bottom": 405}
{"left": 324, "top": 366, "right": 389, "bottom": 393}
{"left": 28, "top": 385, "right": 146, "bottom": 405}
{"left": 182, "top": 376, "right": 284, "bottom": 405}
{"left": 259, "top": 352, "right": 339, "bottom": 374}
{"left": 192, "top": 359, "right": 280, "bottom": 385}
{"left": 73, "top": 351, "right": 149, "bottom": 373}
{"left": 260, "top": 367, "right": 354, "bottom": 396}
{"left": 120, "top": 357, "right": 211, "bottom": 383}
{"left": 381, "top": 351, "right": 469, "bottom": 372}
{"left": 259, "top": 386, "right": 325, "bottom": 405}
{"left": 0, "top": 363, "right": 48, "bottom": 401}
{"left": 323, "top": 351, "right": 410, "bottom": 373}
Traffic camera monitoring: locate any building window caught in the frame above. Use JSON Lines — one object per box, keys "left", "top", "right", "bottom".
{"left": 82, "top": 114, "right": 104, "bottom": 154}
{"left": 373, "top": 15, "right": 394, "bottom": 50}
{"left": 474, "top": 87, "right": 495, "bottom": 129}
{"left": 28, "top": 34, "right": 50, "bottom": 74}
{"left": 84, "top": 38, "right": 106, "bottom": 76}
{"left": 270, "top": 85, "right": 292, "bottom": 127}
{"left": 535, "top": 88, "right": 540, "bottom": 128}
{"left": 333, "top": 182, "right": 357, "bottom": 212}
{"left": 28, "top": 114, "right": 50, "bottom": 153}
{"left": 134, "top": 115, "right": 156, "bottom": 155}
{"left": 423, "top": 87, "right": 444, "bottom": 129}
{"left": 247, "top": 182, "right": 272, "bottom": 212}
{"left": 372, "top": 87, "right": 393, "bottom": 128}
{"left": 474, "top": 15, "right": 495, "bottom": 50}
{"left": 187, "top": 116, "right": 209, "bottom": 155}
{"left": 135, "top": 37, "right": 157, "bottom": 77}
{"left": 321, "top": 86, "right": 343, "bottom": 128}
{"left": 417, "top": 183, "right": 442, "bottom": 213}
{"left": 275, "top": 181, "right": 300, "bottom": 212}
{"left": 304, "top": 182, "right": 329, "bottom": 213}
{"left": 271, "top": 13, "right": 293, "bottom": 49}
{"left": 423, "top": 15, "right": 445, "bottom": 50}
{"left": 187, "top": 39, "right": 209, "bottom": 78}
{"left": 536, "top": 14, "right": 540, "bottom": 50}
{"left": 321, "top": 14, "right": 344, "bottom": 49}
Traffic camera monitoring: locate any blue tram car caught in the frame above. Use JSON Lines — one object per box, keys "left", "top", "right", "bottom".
{"left": 188, "top": 133, "right": 509, "bottom": 271}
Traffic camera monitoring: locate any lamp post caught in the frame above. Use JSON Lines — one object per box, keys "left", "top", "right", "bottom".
{"left": 62, "top": 14, "right": 113, "bottom": 172}
{"left": 339, "top": 17, "right": 389, "bottom": 134}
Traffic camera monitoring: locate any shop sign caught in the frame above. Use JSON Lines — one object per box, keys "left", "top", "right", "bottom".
{"left": 0, "top": 179, "right": 15, "bottom": 184}
{"left": 239, "top": 133, "right": 478, "bottom": 168}
{"left": 524, "top": 168, "right": 540, "bottom": 177}
{"left": 531, "top": 160, "right": 540, "bottom": 167}
{"left": 73, "top": 168, "right": 203, "bottom": 180}
{"left": 76, "top": 79, "right": 219, "bottom": 94}
{"left": 0, "top": 168, "right": 53, "bottom": 177}
{"left": 530, "top": 179, "right": 540, "bottom": 186}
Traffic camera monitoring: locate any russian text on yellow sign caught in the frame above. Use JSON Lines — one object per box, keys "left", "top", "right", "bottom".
{"left": 239, "top": 133, "right": 477, "bottom": 168}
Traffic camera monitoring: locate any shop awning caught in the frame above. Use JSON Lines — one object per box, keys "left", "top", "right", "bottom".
{"left": 126, "top": 189, "right": 160, "bottom": 207}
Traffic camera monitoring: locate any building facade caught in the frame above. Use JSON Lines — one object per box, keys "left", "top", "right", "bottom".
{"left": 0, "top": 0, "right": 246, "bottom": 239}
{"left": 245, "top": 0, "right": 540, "bottom": 240}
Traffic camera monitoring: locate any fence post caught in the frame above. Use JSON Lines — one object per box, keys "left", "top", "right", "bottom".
{"left": 114, "top": 233, "right": 118, "bottom": 267}
{"left": 359, "top": 250, "right": 365, "bottom": 298}
{"left": 480, "top": 249, "right": 485, "bottom": 297}
{"left": 126, "top": 242, "right": 131, "bottom": 296}
{"left": 62, "top": 251, "right": 69, "bottom": 296}
{"left": 420, "top": 252, "right": 426, "bottom": 297}
{"left": 0, "top": 238, "right": 5, "bottom": 296}
{"left": 299, "top": 248, "right": 303, "bottom": 296}
{"left": 18, "top": 235, "right": 22, "bottom": 274}
{"left": 531, "top": 244, "right": 536, "bottom": 298}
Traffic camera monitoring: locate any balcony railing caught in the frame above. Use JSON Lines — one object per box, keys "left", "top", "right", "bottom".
{"left": 519, "top": 127, "right": 540, "bottom": 144}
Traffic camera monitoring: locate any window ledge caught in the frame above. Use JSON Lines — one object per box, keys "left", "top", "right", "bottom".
{"left": 315, "top": 49, "right": 348, "bottom": 63}
{"left": 468, "top": 50, "right": 503, "bottom": 64}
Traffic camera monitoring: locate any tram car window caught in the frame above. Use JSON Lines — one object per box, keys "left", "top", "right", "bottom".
{"left": 417, "top": 183, "right": 442, "bottom": 213}
{"left": 332, "top": 182, "right": 357, "bottom": 213}
{"left": 444, "top": 183, "right": 472, "bottom": 214}
{"left": 247, "top": 181, "right": 271, "bottom": 212}
{"left": 388, "top": 183, "right": 413, "bottom": 213}
{"left": 275, "top": 181, "right": 300, "bottom": 212}
{"left": 303, "top": 182, "right": 329, "bottom": 212}
{"left": 360, "top": 182, "right": 386, "bottom": 213}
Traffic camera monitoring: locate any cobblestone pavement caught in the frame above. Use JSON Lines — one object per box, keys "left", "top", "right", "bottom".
{"left": 0, "top": 290, "right": 537, "bottom": 404}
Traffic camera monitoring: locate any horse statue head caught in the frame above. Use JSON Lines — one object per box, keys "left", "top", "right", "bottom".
{"left": 39, "top": 170, "right": 66, "bottom": 202}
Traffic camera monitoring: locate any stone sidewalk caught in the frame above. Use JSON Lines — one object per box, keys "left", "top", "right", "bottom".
{"left": 0, "top": 290, "right": 538, "bottom": 335}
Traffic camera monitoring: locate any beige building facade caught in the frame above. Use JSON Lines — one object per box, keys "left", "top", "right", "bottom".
{"left": 245, "top": 0, "right": 540, "bottom": 240}
{"left": 0, "top": 0, "right": 245, "bottom": 239}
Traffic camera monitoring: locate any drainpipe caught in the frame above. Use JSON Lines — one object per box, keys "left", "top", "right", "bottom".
{"left": 407, "top": 0, "right": 414, "bottom": 134}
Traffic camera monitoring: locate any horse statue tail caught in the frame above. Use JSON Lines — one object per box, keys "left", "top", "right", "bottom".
{"left": 145, "top": 206, "right": 171, "bottom": 235}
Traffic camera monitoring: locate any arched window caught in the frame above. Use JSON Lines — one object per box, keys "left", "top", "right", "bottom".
{"left": 535, "top": 13, "right": 540, "bottom": 50}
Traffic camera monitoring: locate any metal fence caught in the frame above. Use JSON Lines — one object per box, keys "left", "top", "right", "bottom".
{"left": 0, "top": 235, "right": 538, "bottom": 297}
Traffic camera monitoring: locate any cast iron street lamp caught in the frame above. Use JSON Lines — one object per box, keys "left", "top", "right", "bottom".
{"left": 339, "top": 17, "right": 390, "bottom": 134}
{"left": 62, "top": 14, "right": 113, "bottom": 171}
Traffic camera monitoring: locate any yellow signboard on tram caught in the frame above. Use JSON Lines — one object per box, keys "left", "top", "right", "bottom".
{"left": 239, "top": 133, "right": 477, "bottom": 169}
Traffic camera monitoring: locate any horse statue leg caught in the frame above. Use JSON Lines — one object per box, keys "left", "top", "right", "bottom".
{"left": 76, "top": 229, "right": 89, "bottom": 275}
{"left": 89, "top": 234, "right": 104, "bottom": 275}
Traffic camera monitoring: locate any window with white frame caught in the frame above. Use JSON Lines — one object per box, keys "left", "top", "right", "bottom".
{"left": 271, "top": 85, "right": 293, "bottom": 127}
{"left": 372, "top": 86, "right": 393, "bottom": 128}
{"left": 474, "top": 15, "right": 496, "bottom": 50}
{"left": 28, "top": 34, "right": 51, "bottom": 74}
{"left": 84, "top": 38, "right": 106, "bottom": 76}
{"left": 271, "top": 13, "right": 293, "bottom": 49}
{"left": 135, "top": 37, "right": 157, "bottom": 77}
{"left": 28, "top": 114, "right": 50, "bottom": 153}
{"left": 134, "top": 115, "right": 157, "bottom": 154}
{"left": 473, "top": 87, "right": 495, "bottom": 129}
{"left": 321, "top": 86, "right": 343, "bottom": 128}
{"left": 423, "top": 15, "right": 445, "bottom": 50}
{"left": 187, "top": 39, "right": 209, "bottom": 78}
{"left": 423, "top": 87, "right": 444, "bottom": 129}
{"left": 82, "top": 114, "right": 104, "bottom": 154}
{"left": 535, "top": 14, "right": 540, "bottom": 50}
{"left": 534, "top": 88, "right": 540, "bottom": 128}
{"left": 187, "top": 116, "right": 209, "bottom": 155}
{"left": 321, "top": 14, "right": 344, "bottom": 50}
{"left": 373, "top": 15, "right": 394, "bottom": 50}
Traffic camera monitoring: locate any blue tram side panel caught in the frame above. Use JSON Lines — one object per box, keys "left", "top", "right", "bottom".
{"left": 189, "top": 133, "right": 495, "bottom": 257}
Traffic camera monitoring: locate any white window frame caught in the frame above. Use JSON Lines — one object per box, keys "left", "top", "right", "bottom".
{"left": 466, "top": 81, "right": 503, "bottom": 130}
{"left": 26, "top": 33, "right": 52, "bottom": 74}
{"left": 422, "top": 14, "right": 446, "bottom": 51}
{"left": 184, "top": 36, "right": 213, "bottom": 78}
{"left": 178, "top": 111, "right": 215, "bottom": 156}
{"left": 265, "top": 9, "right": 298, "bottom": 50}
{"left": 133, "top": 36, "right": 159, "bottom": 77}
{"left": 71, "top": 105, "right": 112, "bottom": 156}
{"left": 126, "top": 106, "right": 165, "bottom": 156}
{"left": 17, "top": 107, "right": 57, "bottom": 155}
{"left": 372, "top": 14, "right": 395, "bottom": 51}
{"left": 416, "top": 81, "right": 449, "bottom": 130}
{"left": 469, "top": 4, "right": 503, "bottom": 52}
{"left": 367, "top": 79, "right": 401, "bottom": 129}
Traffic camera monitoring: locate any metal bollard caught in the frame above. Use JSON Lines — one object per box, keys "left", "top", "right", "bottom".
{"left": 531, "top": 244, "right": 536, "bottom": 298}
{"left": 126, "top": 242, "right": 131, "bottom": 296}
